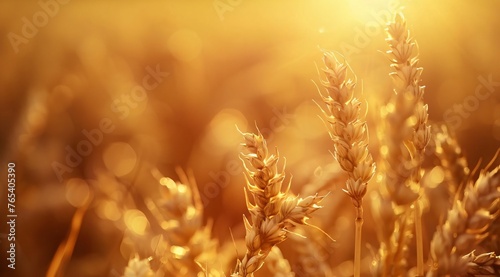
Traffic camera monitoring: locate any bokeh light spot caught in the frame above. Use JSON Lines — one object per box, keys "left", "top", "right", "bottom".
{"left": 97, "top": 200, "right": 121, "bottom": 221}
{"left": 337, "top": 260, "right": 354, "bottom": 276}
{"left": 167, "top": 29, "right": 202, "bottom": 62}
{"left": 170, "top": 245, "right": 188, "bottom": 259}
{"left": 103, "top": 142, "right": 137, "bottom": 177}
{"left": 380, "top": 145, "right": 388, "bottom": 157}
{"left": 203, "top": 109, "right": 248, "bottom": 152}
{"left": 428, "top": 166, "right": 445, "bottom": 188}
{"left": 160, "top": 177, "right": 176, "bottom": 190}
{"left": 124, "top": 209, "right": 148, "bottom": 235}
{"left": 65, "top": 178, "right": 90, "bottom": 208}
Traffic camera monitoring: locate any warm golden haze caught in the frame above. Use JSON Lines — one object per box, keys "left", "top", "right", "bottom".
{"left": 0, "top": 1, "right": 499, "bottom": 276}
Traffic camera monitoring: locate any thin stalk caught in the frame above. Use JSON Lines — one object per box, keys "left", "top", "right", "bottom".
{"left": 354, "top": 206, "right": 363, "bottom": 277}
{"left": 415, "top": 200, "right": 424, "bottom": 276}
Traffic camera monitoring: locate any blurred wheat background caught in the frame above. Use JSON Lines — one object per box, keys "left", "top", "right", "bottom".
{"left": 0, "top": 0, "right": 499, "bottom": 276}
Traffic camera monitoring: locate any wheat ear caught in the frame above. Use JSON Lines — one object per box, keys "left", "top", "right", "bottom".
{"left": 462, "top": 250, "right": 500, "bottom": 276}
{"left": 427, "top": 166, "right": 500, "bottom": 276}
{"left": 149, "top": 170, "right": 218, "bottom": 277}
{"left": 317, "top": 52, "right": 376, "bottom": 277}
{"left": 382, "top": 13, "right": 429, "bottom": 206}
{"left": 232, "top": 129, "right": 325, "bottom": 277}
{"left": 435, "top": 124, "right": 470, "bottom": 198}
{"left": 375, "top": 13, "right": 431, "bottom": 276}
{"left": 123, "top": 256, "right": 154, "bottom": 277}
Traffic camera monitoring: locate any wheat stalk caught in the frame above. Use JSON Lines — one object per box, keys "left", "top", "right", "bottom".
{"left": 427, "top": 166, "right": 500, "bottom": 276}
{"left": 434, "top": 124, "right": 470, "bottom": 198}
{"left": 317, "top": 51, "right": 376, "bottom": 277}
{"left": 384, "top": 10, "right": 431, "bottom": 200}
{"left": 149, "top": 170, "right": 218, "bottom": 277}
{"left": 232, "top": 129, "right": 325, "bottom": 277}
{"left": 383, "top": 12, "right": 431, "bottom": 203}
{"left": 372, "top": 202, "right": 415, "bottom": 276}
{"left": 374, "top": 13, "right": 431, "bottom": 276}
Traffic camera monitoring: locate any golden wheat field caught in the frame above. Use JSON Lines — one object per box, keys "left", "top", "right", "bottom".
{"left": 1, "top": 0, "right": 500, "bottom": 276}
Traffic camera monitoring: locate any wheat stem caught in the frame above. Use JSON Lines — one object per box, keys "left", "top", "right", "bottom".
{"left": 415, "top": 200, "right": 424, "bottom": 276}
{"left": 354, "top": 206, "right": 363, "bottom": 277}
{"left": 317, "top": 51, "right": 376, "bottom": 277}
{"left": 373, "top": 12, "right": 430, "bottom": 275}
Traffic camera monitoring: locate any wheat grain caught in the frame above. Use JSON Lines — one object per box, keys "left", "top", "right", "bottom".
{"left": 462, "top": 250, "right": 500, "bottom": 276}
{"left": 148, "top": 171, "right": 218, "bottom": 277}
{"left": 123, "top": 256, "right": 154, "bottom": 277}
{"left": 382, "top": 12, "right": 430, "bottom": 206}
{"left": 372, "top": 205, "right": 414, "bottom": 276}
{"left": 434, "top": 124, "right": 470, "bottom": 198}
{"left": 106, "top": 9, "right": 500, "bottom": 277}
{"left": 232, "top": 129, "right": 325, "bottom": 277}
{"left": 427, "top": 166, "right": 500, "bottom": 276}
{"left": 317, "top": 51, "right": 376, "bottom": 277}
{"left": 318, "top": 52, "right": 376, "bottom": 208}
{"left": 373, "top": 13, "right": 431, "bottom": 276}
